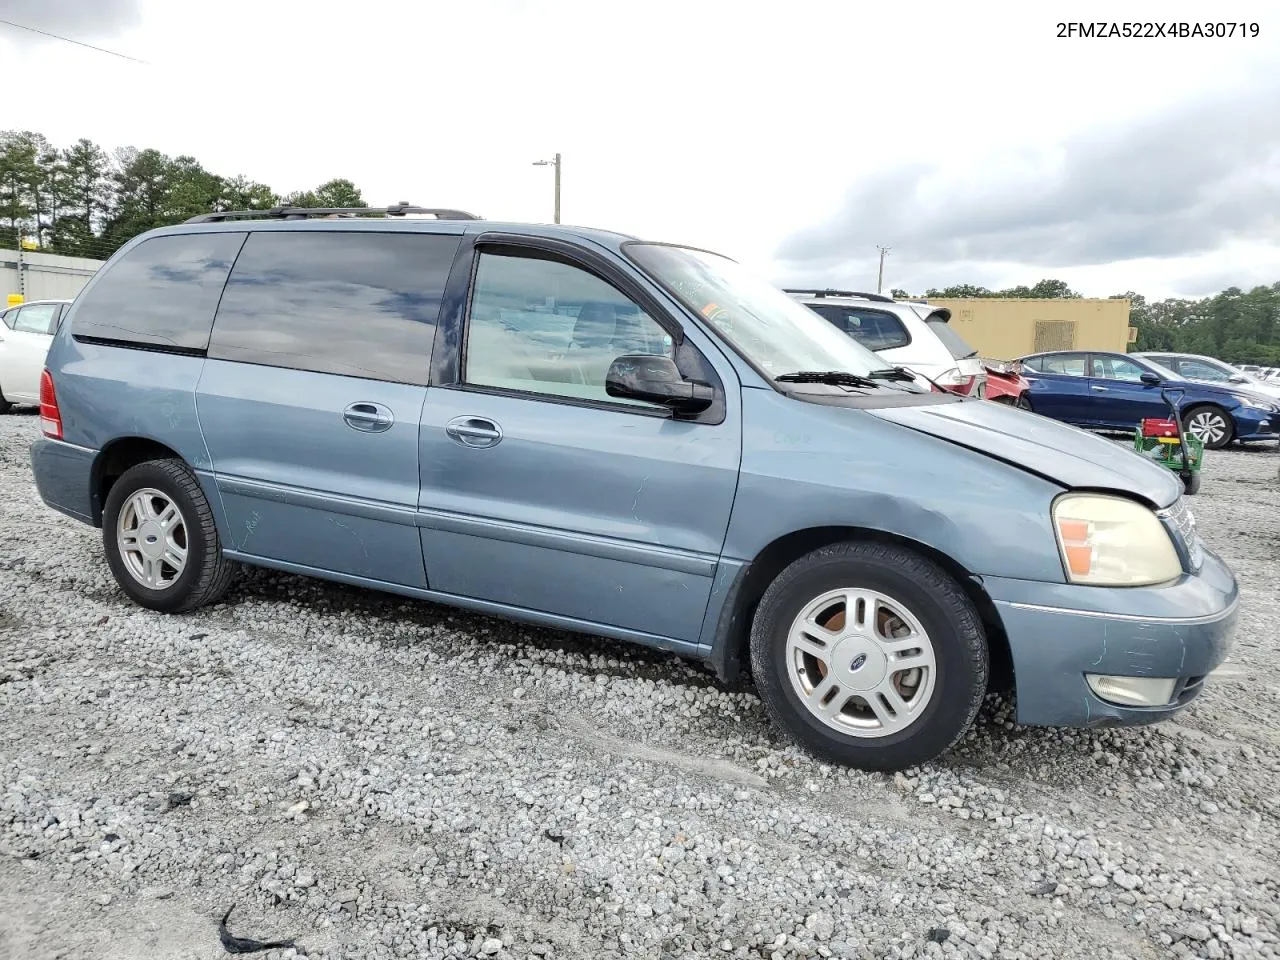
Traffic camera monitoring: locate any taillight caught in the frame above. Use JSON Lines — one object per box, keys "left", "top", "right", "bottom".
{"left": 39, "top": 369, "right": 62, "bottom": 440}
{"left": 935, "top": 367, "right": 977, "bottom": 395}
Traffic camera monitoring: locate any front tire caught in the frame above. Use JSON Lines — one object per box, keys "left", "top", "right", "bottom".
{"left": 1183, "top": 405, "right": 1232, "bottom": 449}
{"left": 748, "top": 541, "right": 988, "bottom": 771}
{"left": 102, "top": 458, "right": 235, "bottom": 613}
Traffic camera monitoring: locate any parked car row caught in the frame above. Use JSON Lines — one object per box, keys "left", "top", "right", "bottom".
{"left": 785, "top": 290, "right": 1279, "bottom": 450}
{"left": 1238, "top": 364, "right": 1280, "bottom": 381}
{"left": 28, "top": 206, "right": 1238, "bottom": 771}
{"left": 1015, "top": 351, "right": 1279, "bottom": 449}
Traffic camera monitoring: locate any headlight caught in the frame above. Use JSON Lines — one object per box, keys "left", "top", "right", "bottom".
{"left": 1052, "top": 493, "right": 1182, "bottom": 586}
{"left": 1239, "top": 396, "right": 1271, "bottom": 410}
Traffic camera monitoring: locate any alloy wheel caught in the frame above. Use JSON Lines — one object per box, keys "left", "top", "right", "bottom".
{"left": 785, "top": 588, "right": 937, "bottom": 738}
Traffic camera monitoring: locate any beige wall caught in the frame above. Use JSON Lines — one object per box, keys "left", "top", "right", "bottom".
{"left": 919, "top": 298, "right": 1133, "bottom": 360}
{"left": 2, "top": 249, "right": 104, "bottom": 304}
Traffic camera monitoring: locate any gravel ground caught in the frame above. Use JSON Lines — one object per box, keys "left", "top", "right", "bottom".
{"left": 1, "top": 412, "right": 1278, "bottom": 960}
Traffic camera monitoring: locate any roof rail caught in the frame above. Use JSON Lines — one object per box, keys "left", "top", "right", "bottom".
{"left": 185, "top": 203, "right": 484, "bottom": 224}
{"left": 782, "top": 288, "right": 896, "bottom": 303}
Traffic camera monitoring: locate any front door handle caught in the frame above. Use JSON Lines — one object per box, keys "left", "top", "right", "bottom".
{"left": 1090, "top": 385, "right": 1109, "bottom": 392}
{"left": 343, "top": 402, "right": 394, "bottom": 433}
{"left": 445, "top": 415, "right": 503, "bottom": 448}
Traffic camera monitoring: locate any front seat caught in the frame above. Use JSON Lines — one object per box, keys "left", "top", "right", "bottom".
{"left": 567, "top": 301, "right": 619, "bottom": 385}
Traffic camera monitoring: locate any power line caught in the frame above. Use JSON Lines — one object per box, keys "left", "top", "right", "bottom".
{"left": 0, "top": 18, "right": 149, "bottom": 64}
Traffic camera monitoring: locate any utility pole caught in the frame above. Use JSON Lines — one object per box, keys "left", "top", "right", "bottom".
{"left": 533, "top": 152, "right": 562, "bottom": 223}
{"left": 876, "top": 245, "right": 890, "bottom": 295}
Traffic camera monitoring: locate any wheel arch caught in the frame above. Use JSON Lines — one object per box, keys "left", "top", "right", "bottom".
{"left": 708, "top": 525, "right": 1013, "bottom": 694}
{"left": 90, "top": 436, "right": 188, "bottom": 527}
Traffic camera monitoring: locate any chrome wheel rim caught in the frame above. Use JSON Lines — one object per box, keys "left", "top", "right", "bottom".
{"left": 785, "top": 588, "right": 937, "bottom": 738}
{"left": 117, "top": 488, "right": 188, "bottom": 590}
{"left": 1187, "top": 411, "right": 1228, "bottom": 445}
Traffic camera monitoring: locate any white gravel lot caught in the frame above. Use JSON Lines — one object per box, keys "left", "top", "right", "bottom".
{"left": 1, "top": 411, "right": 1278, "bottom": 960}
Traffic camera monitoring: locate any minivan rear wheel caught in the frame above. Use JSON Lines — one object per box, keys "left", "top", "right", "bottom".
{"left": 748, "top": 541, "right": 988, "bottom": 770}
{"left": 102, "top": 459, "right": 235, "bottom": 613}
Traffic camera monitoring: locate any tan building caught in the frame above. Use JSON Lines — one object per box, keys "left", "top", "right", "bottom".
{"left": 918, "top": 297, "right": 1134, "bottom": 360}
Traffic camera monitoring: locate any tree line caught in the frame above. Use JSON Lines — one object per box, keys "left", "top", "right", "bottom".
{"left": 901, "top": 279, "right": 1280, "bottom": 367}
{"left": 6, "top": 129, "right": 1279, "bottom": 366}
{"left": 0, "top": 129, "right": 367, "bottom": 261}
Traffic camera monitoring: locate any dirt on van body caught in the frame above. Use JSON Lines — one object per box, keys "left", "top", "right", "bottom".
{"left": 1, "top": 414, "right": 1278, "bottom": 960}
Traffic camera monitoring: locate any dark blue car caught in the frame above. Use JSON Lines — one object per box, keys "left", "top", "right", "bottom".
{"left": 1016, "top": 350, "right": 1280, "bottom": 449}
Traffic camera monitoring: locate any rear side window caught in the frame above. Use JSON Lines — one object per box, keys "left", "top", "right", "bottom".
{"left": 71, "top": 232, "right": 247, "bottom": 351}
{"left": 924, "top": 314, "right": 977, "bottom": 359}
{"left": 1041, "top": 354, "right": 1088, "bottom": 376}
{"left": 833, "top": 307, "right": 909, "bottom": 350}
{"left": 208, "top": 231, "right": 460, "bottom": 386}
{"left": 13, "top": 303, "right": 60, "bottom": 335}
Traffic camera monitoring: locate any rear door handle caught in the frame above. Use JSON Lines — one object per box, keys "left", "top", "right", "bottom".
{"left": 1090, "top": 385, "right": 1109, "bottom": 392}
{"left": 343, "top": 402, "right": 394, "bottom": 433}
{"left": 446, "top": 415, "right": 503, "bottom": 448}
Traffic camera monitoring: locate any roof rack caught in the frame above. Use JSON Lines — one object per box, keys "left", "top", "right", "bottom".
{"left": 782, "top": 288, "right": 896, "bottom": 303}
{"left": 185, "top": 203, "right": 484, "bottom": 224}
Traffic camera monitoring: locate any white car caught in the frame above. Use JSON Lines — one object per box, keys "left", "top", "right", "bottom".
{"left": 0, "top": 299, "right": 71, "bottom": 411}
{"left": 1134, "top": 351, "right": 1280, "bottom": 402}
{"left": 785, "top": 289, "right": 987, "bottom": 396}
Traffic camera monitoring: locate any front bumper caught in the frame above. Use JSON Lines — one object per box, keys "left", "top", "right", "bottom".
{"left": 1232, "top": 407, "right": 1277, "bottom": 441}
{"left": 984, "top": 545, "right": 1239, "bottom": 727}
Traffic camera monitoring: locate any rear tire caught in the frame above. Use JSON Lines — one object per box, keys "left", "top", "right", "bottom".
{"left": 748, "top": 541, "right": 988, "bottom": 771}
{"left": 0, "top": 385, "right": 12, "bottom": 415}
{"left": 102, "top": 458, "right": 236, "bottom": 613}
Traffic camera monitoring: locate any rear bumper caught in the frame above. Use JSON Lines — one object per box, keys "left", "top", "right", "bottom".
{"left": 30, "top": 437, "right": 97, "bottom": 525}
{"left": 984, "top": 546, "right": 1239, "bottom": 727}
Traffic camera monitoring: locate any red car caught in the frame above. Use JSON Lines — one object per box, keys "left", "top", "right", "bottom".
{"left": 979, "top": 358, "right": 1031, "bottom": 408}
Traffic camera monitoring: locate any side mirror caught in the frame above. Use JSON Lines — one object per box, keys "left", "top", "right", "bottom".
{"left": 1139, "top": 372, "right": 1163, "bottom": 386}
{"left": 1229, "top": 374, "right": 1249, "bottom": 383}
{"left": 605, "top": 354, "right": 714, "bottom": 414}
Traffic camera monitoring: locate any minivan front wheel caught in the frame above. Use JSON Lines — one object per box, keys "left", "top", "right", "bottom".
{"left": 102, "top": 459, "right": 235, "bottom": 613}
{"left": 748, "top": 541, "right": 988, "bottom": 770}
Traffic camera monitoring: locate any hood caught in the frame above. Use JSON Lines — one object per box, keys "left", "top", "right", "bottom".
{"left": 1227, "top": 380, "right": 1280, "bottom": 402}
{"left": 1173, "top": 379, "right": 1280, "bottom": 407}
{"left": 867, "top": 399, "right": 1183, "bottom": 508}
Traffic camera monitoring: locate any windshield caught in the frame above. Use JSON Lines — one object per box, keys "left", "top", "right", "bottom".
{"left": 625, "top": 242, "right": 917, "bottom": 388}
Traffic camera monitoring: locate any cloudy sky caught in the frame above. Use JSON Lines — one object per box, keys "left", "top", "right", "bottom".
{"left": 3, "top": 0, "right": 1278, "bottom": 299}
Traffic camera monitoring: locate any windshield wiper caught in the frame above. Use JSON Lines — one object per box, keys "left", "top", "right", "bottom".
{"left": 868, "top": 366, "right": 919, "bottom": 383}
{"left": 775, "top": 370, "right": 881, "bottom": 388}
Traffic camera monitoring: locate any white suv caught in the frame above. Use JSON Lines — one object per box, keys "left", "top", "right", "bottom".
{"left": 786, "top": 289, "right": 987, "bottom": 397}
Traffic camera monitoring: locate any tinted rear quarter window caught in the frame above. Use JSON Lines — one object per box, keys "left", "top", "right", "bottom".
{"left": 924, "top": 314, "right": 977, "bottom": 359}
{"left": 208, "top": 231, "right": 459, "bottom": 386}
{"left": 71, "top": 232, "right": 248, "bottom": 351}
{"left": 838, "top": 308, "right": 909, "bottom": 350}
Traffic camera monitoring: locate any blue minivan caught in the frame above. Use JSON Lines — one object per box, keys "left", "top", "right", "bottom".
{"left": 30, "top": 206, "right": 1239, "bottom": 770}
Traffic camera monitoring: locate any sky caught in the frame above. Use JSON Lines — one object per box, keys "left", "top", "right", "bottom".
{"left": 2, "top": 0, "right": 1278, "bottom": 300}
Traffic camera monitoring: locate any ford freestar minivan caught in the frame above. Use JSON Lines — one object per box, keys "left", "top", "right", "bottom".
{"left": 29, "top": 206, "right": 1240, "bottom": 770}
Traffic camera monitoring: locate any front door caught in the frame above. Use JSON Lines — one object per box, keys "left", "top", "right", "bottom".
{"left": 417, "top": 240, "right": 742, "bottom": 645}
{"left": 1086, "top": 354, "right": 1168, "bottom": 428}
